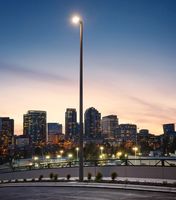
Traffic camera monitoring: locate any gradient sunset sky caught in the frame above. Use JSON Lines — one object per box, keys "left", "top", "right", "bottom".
{"left": 0, "top": 0, "right": 176, "bottom": 135}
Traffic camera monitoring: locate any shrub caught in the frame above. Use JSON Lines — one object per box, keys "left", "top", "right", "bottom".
{"left": 23, "top": 178, "right": 27, "bottom": 182}
{"left": 163, "top": 181, "right": 168, "bottom": 185}
{"left": 66, "top": 174, "right": 71, "bottom": 180}
{"left": 95, "top": 172, "right": 103, "bottom": 182}
{"left": 49, "top": 173, "right": 54, "bottom": 180}
{"left": 54, "top": 174, "right": 58, "bottom": 181}
{"left": 31, "top": 178, "right": 35, "bottom": 182}
{"left": 39, "top": 175, "right": 43, "bottom": 181}
{"left": 125, "top": 179, "right": 129, "bottom": 184}
{"left": 87, "top": 172, "right": 92, "bottom": 181}
{"left": 15, "top": 179, "right": 18, "bottom": 183}
{"left": 111, "top": 172, "right": 118, "bottom": 181}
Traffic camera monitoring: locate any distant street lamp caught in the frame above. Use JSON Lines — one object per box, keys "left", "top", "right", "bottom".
{"left": 112, "top": 154, "right": 115, "bottom": 159}
{"left": 45, "top": 155, "right": 50, "bottom": 160}
{"left": 34, "top": 156, "right": 39, "bottom": 161}
{"left": 132, "top": 146, "right": 138, "bottom": 164}
{"left": 60, "top": 150, "right": 64, "bottom": 159}
{"left": 72, "top": 15, "right": 84, "bottom": 182}
{"left": 117, "top": 151, "right": 122, "bottom": 158}
{"left": 100, "top": 146, "right": 104, "bottom": 155}
{"left": 68, "top": 153, "right": 73, "bottom": 159}
{"left": 124, "top": 153, "right": 128, "bottom": 158}
{"left": 76, "top": 147, "right": 79, "bottom": 161}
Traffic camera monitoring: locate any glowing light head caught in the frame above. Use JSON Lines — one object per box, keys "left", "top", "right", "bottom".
{"left": 100, "top": 146, "right": 104, "bottom": 150}
{"left": 68, "top": 153, "right": 73, "bottom": 158}
{"left": 57, "top": 155, "right": 61, "bottom": 158}
{"left": 133, "top": 147, "right": 138, "bottom": 151}
{"left": 34, "top": 156, "right": 39, "bottom": 161}
{"left": 45, "top": 155, "right": 50, "bottom": 159}
{"left": 117, "top": 151, "right": 122, "bottom": 157}
{"left": 72, "top": 16, "right": 81, "bottom": 24}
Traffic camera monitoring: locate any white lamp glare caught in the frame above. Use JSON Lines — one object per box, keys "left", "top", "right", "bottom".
{"left": 72, "top": 16, "right": 80, "bottom": 24}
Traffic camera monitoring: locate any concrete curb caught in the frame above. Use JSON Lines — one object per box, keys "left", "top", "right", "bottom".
{"left": 0, "top": 182, "right": 176, "bottom": 193}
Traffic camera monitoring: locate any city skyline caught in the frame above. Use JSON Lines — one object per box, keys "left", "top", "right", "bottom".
{"left": 1, "top": 108, "right": 175, "bottom": 136}
{"left": 0, "top": 0, "right": 176, "bottom": 135}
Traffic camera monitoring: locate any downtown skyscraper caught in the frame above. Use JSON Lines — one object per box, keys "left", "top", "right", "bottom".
{"left": 0, "top": 117, "right": 14, "bottom": 147}
{"left": 47, "top": 122, "right": 63, "bottom": 144}
{"left": 65, "top": 108, "right": 78, "bottom": 140}
{"left": 23, "top": 110, "right": 47, "bottom": 145}
{"left": 84, "top": 107, "right": 101, "bottom": 139}
{"left": 0, "top": 117, "right": 14, "bottom": 157}
{"left": 101, "top": 115, "right": 118, "bottom": 138}
{"left": 163, "top": 123, "right": 175, "bottom": 135}
{"left": 116, "top": 124, "right": 137, "bottom": 142}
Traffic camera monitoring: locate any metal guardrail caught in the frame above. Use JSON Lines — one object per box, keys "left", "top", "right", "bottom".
{"left": 7, "top": 157, "right": 176, "bottom": 172}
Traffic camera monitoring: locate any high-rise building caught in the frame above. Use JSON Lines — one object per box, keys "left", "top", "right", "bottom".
{"left": 48, "top": 123, "right": 62, "bottom": 135}
{"left": 116, "top": 124, "right": 137, "bottom": 142}
{"left": 47, "top": 123, "right": 63, "bottom": 144}
{"left": 163, "top": 123, "right": 175, "bottom": 135}
{"left": 65, "top": 108, "right": 78, "bottom": 139}
{"left": 15, "top": 135, "right": 30, "bottom": 147}
{"left": 23, "top": 110, "right": 47, "bottom": 144}
{"left": 139, "top": 129, "right": 149, "bottom": 137}
{"left": 84, "top": 107, "right": 101, "bottom": 139}
{"left": 101, "top": 115, "right": 118, "bottom": 138}
{"left": 0, "top": 117, "right": 14, "bottom": 147}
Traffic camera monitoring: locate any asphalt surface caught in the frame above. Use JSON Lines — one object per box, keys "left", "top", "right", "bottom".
{"left": 0, "top": 187, "right": 176, "bottom": 200}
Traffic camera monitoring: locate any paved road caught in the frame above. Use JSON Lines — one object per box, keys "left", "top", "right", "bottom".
{"left": 0, "top": 187, "right": 176, "bottom": 200}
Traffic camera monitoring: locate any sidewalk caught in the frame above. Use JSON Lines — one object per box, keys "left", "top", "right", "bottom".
{"left": 1, "top": 176, "right": 176, "bottom": 184}
{"left": 1, "top": 179, "right": 176, "bottom": 193}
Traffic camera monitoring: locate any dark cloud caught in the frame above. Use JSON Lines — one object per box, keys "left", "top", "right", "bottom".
{"left": 0, "top": 62, "right": 73, "bottom": 84}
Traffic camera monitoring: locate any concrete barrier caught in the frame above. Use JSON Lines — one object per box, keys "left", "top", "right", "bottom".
{"left": 0, "top": 166, "right": 175, "bottom": 180}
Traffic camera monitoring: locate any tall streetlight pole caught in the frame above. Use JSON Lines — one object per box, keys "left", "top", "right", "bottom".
{"left": 72, "top": 15, "right": 84, "bottom": 181}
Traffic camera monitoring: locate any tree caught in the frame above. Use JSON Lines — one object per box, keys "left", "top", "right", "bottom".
{"left": 84, "top": 143, "right": 99, "bottom": 160}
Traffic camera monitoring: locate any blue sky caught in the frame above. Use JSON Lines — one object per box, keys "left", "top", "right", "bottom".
{"left": 0, "top": 0, "right": 176, "bottom": 134}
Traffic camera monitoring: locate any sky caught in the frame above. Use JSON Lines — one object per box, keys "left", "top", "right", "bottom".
{"left": 0, "top": 0, "right": 176, "bottom": 135}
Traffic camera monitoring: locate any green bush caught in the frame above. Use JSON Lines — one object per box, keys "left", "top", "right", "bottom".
{"left": 66, "top": 174, "right": 71, "bottom": 180}
{"left": 111, "top": 172, "right": 118, "bottom": 181}
{"left": 54, "top": 174, "right": 58, "bottom": 181}
{"left": 87, "top": 172, "right": 92, "bottom": 181}
{"left": 39, "top": 175, "right": 43, "bottom": 181}
{"left": 95, "top": 172, "right": 103, "bottom": 182}
{"left": 49, "top": 173, "right": 54, "bottom": 180}
{"left": 163, "top": 181, "right": 168, "bottom": 185}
